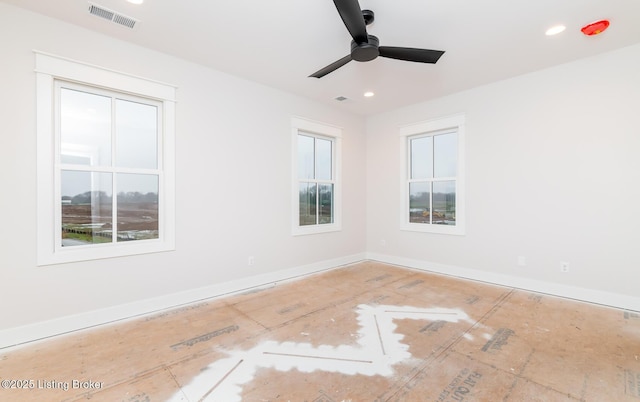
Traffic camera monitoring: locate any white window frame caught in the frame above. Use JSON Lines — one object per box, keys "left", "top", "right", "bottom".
{"left": 400, "top": 114, "right": 465, "bottom": 235}
{"left": 36, "top": 51, "right": 176, "bottom": 265}
{"left": 291, "top": 117, "right": 342, "bottom": 236}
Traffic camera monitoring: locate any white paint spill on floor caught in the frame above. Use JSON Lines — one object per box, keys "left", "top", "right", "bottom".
{"left": 170, "top": 304, "right": 469, "bottom": 402}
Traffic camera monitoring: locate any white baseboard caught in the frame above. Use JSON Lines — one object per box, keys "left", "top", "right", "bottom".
{"left": 4, "top": 251, "right": 637, "bottom": 351}
{"left": 0, "top": 253, "right": 366, "bottom": 351}
{"left": 367, "top": 252, "right": 640, "bottom": 312}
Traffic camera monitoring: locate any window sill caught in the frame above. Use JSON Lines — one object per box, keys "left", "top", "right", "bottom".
{"left": 292, "top": 223, "right": 342, "bottom": 236}
{"left": 38, "top": 238, "right": 175, "bottom": 266}
{"left": 400, "top": 222, "right": 465, "bottom": 236}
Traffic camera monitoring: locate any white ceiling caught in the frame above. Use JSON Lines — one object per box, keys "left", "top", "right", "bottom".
{"left": 4, "top": 0, "right": 640, "bottom": 115}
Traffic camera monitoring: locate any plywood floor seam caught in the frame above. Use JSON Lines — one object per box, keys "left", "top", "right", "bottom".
{"left": 1, "top": 261, "right": 639, "bottom": 401}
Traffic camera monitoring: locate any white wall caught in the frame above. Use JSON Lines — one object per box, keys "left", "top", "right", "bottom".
{"left": 2, "top": 2, "right": 639, "bottom": 348}
{"left": 366, "top": 42, "right": 640, "bottom": 308}
{"left": 0, "top": 3, "right": 366, "bottom": 338}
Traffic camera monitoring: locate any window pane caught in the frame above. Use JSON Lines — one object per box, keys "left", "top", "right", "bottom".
{"left": 316, "top": 138, "right": 332, "bottom": 180}
{"left": 434, "top": 133, "right": 457, "bottom": 178}
{"left": 318, "top": 183, "right": 333, "bottom": 224}
{"left": 409, "top": 182, "right": 430, "bottom": 224}
{"left": 410, "top": 137, "right": 432, "bottom": 179}
{"left": 433, "top": 181, "right": 456, "bottom": 225}
{"left": 116, "top": 99, "right": 158, "bottom": 169}
{"left": 61, "top": 171, "right": 112, "bottom": 246}
{"left": 299, "top": 182, "right": 317, "bottom": 226}
{"left": 298, "top": 134, "right": 315, "bottom": 180}
{"left": 116, "top": 174, "right": 159, "bottom": 242}
{"left": 60, "top": 88, "right": 112, "bottom": 166}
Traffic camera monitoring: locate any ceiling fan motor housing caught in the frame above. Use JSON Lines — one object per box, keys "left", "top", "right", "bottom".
{"left": 351, "top": 35, "right": 379, "bottom": 62}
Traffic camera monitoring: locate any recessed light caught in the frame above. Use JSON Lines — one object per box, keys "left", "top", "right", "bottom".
{"left": 127, "top": 0, "right": 144, "bottom": 4}
{"left": 545, "top": 25, "right": 566, "bottom": 36}
{"left": 364, "top": 91, "right": 375, "bottom": 97}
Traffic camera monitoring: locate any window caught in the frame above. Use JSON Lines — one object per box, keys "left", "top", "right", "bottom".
{"left": 36, "top": 52, "right": 176, "bottom": 265}
{"left": 291, "top": 117, "right": 341, "bottom": 235}
{"left": 400, "top": 114, "right": 465, "bottom": 235}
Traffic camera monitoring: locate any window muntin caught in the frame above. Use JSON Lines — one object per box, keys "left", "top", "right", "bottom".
{"left": 36, "top": 51, "right": 176, "bottom": 265}
{"left": 58, "top": 82, "right": 162, "bottom": 248}
{"left": 298, "top": 132, "right": 334, "bottom": 226}
{"left": 408, "top": 131, "right": 457, "bottom": 226}
{"left": 401, "top": 114, "right": 465, "bottom": 235}
{"left": 291, "top": 117, "right": 341, "bottom": 236}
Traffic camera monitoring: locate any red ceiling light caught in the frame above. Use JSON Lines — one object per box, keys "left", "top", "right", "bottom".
{"left": 581, "top": 19, "right": 610, "bottom": 36}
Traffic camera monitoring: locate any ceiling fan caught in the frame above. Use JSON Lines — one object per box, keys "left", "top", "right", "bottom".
{"left": 310, "top": 0, "right": 445, "bottom": 78}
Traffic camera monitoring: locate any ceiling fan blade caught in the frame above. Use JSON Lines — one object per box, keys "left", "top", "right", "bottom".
{"left": 333, "top": 0, "right": 368, "bottom": 44}
{"left": 309, "top": 55, "right": 352, "bottom": 78}
{"left": 379, "top": 47, "right": 445, "bottom": 64}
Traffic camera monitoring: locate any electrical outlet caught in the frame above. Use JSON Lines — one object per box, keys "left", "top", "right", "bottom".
{"left": 560, "top": 261, "right": 569, "bottom": 273}
{"left": 380, "top": 239, "right": 387, "bottom": 247}
{"left": 517, "top": 256, "right": 526, "bottom": 267}
{"left": 248, "top": 256, "right": 255, "bottom": 266}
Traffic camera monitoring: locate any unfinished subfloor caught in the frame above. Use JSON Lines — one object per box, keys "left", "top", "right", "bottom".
{"left": 1, "top": 261, "right": 639, "bottom": 401}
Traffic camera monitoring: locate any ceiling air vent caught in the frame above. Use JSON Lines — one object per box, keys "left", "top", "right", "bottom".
{"left": 335, "top": 96, "right": 348, "bottom": 102}
{"left": 88, "top": 3, "right": 137, "bottom": 29}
